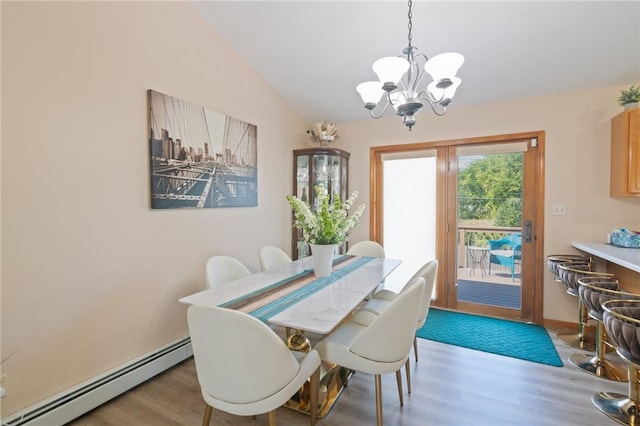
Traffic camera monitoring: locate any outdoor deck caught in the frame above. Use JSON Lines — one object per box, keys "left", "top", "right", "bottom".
{"left": 457, "top": 265, "right": 521, "bottom": 286}
{"left": 456, "top": 264, "right": 522, "bottom": 309}
{"left": 457, "top": 225, "right": 522, "bottom": 288}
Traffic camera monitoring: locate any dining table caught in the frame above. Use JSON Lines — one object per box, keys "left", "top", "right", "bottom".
{"left": 179, "top": 253, "right": 402, "bottom": 418}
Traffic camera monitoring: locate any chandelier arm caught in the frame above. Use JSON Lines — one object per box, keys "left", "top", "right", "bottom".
{"left": 386, "top": 90, "right": 400, "bottom": 106}
{"left": 397, "top": 79, "right": 409, "bottom": 93}
{"left": 368, "top": 100, "right": 393, "bottom": 119}
{"left": 410, "top": 69, "right": 427, "bottom": 95}
{"left": 418, "top": 89, "right": 445, "bottom": 104}
{"left": 421, "top": 97, "right": 447, "bottom": 116}
{"left": 413, "top": 53, "right": 430, "bottom": 63}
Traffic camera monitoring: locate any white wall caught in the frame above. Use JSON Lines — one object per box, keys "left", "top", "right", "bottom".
{"left": 334, "top": 86, "right": 640, "bottom": 323}
{"left": 1, "top": 1, "right": 306, "bottom": 416}
{"left": 3, "top": 0, "right": 640, "bottom": 419}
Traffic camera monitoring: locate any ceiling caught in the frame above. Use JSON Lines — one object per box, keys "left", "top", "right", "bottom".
{"left": 193, "top": 1, "right": 640, "bottom": 125}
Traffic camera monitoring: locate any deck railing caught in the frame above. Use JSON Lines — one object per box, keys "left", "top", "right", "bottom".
{"left": 458, "top": 225, "right": 521, "bottom": 268}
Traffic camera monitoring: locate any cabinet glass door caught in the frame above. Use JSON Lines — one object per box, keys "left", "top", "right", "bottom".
{"left": 296, "top": 156, "right": 309, "bottom": 202}
{"left": 292, "top": 148, "right": 350, "bottom": 259}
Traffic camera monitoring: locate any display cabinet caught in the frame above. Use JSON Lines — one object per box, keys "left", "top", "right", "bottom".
{"left": 292, "top": 147, "right": 350, "bottom": 260}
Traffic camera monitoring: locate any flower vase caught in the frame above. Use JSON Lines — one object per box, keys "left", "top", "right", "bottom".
{"left": 310, "top": 244, "right": 337, "bottom": 277}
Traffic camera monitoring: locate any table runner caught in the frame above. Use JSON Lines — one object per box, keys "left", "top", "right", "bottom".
{"left": 221, "top": 255, "right": 375, "bottom": 322}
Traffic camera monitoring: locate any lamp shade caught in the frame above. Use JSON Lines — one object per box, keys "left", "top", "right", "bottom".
{"left": 428, "top": 77, "right": 461, "bottom": 107}
{"left": 427, "top": 77, "right": 461, "bottom": 101}
{"left": 372, "top": 57, "right": 410, "bottom": 84}
{"left": 356, "top": 81, "right": 385, "bottom": 105}
{"left": 424, "top": 52, "right": 464, "bottom": 82}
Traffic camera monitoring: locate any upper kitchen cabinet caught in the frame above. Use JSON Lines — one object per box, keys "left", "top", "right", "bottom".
{"left": 611, "top": 109, "right": 640, "bottom": 197}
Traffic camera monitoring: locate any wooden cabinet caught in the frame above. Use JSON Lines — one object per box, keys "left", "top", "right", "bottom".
{"left": 611, "top": 109, "right": 640, "bottom": 197}
{"left": 292, "top": 147, "right": 350, "bottom": 260}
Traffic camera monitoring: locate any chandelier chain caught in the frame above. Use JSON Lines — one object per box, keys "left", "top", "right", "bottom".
{"left": 407, "top": 0, "right": 413, "bottom": 48}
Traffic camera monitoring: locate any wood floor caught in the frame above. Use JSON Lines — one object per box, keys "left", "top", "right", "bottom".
{"left": 67, "top": 326, "right": 627, "bottom": 426}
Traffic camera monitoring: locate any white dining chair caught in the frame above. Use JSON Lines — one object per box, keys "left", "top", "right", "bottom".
{"left": 314, "top": 276, "right": 425, "bottom": 426}
{"left": 259, "top": 246, "right": 292, "bottom": 271}
{"left": 362, "top": 259, "right": 439, "bottom": 393}
{"left": 347, "top": 240, "right": 386, "bottom": 299}
{"left": 205, "top": 255, "right": 251, "bottom": 289}
{"left": 187, "top": 305, "right": 321, "bottom": 426}
{"left": 346, "top": 240, "right": 386, "bottom": 258}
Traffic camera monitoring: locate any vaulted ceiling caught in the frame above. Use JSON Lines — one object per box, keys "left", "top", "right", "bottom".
{"left": 193, "top": 1, "right": 640, "bottom": 124}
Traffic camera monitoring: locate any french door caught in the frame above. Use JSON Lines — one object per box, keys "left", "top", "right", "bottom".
{"left": 370, "top": 131, "right": 545, "bottom": 323}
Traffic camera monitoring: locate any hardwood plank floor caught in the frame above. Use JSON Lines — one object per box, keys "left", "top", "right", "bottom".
{"left": 67, "top": 326, "right": 627, "bottom": 425}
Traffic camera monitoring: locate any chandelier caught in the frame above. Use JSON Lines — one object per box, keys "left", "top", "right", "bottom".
{"left": 356, "top": 0, "right": 464, "bottom": 130}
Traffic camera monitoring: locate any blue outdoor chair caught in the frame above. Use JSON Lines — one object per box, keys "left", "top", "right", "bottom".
{"left": 488, "top": 233, "right": 522, "bottom": 280}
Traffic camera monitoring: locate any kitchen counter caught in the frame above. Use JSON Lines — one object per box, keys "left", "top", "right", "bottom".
{"left": 571, "top": 242, "right": 640, "bottom": 273}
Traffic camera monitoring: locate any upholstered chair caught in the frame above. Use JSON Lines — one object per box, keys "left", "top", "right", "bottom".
{"left": 487, "top": 233, "right": 522, "bottom": 280}
{"left": 546, "top": 254, "right": 592, "bottom": 282}
{"left": 570, "top": 276, "right": 632, "bottom": 381}
{"left": 347, "top": 240, "right": 386, "bottom": 299}
{"left": 361, "top": 259, "right": 439, "bottom": 392}
{"left": 205, "top": 255, "right": 251, "bottom": 289}
{"left": 187, "top": 305, "right": 321, "bottom": 426}
{"left": 593, "top": 299, "right": 640, "bottom": 425}
{"left": 315, "top": 276, "right": 425, "bottom": 426}
{"left": 557, "top": 263, "right": 614, "bottom": 352}
{"left": 259, "top": 246, "right": 292, "bottom": 271}
{"left": 546, "top": 255, "right": 593, "bottom": 349}
{"left": 346, "top": 240, "right": 386, "bottom": 258}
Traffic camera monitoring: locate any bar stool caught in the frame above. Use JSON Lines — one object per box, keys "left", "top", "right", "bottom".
{"left": 558, "top": 263, "right": 613, "bottom": 352}
{"left": 547, "top": 255, "right": 593, "bottom": 350}
{"left": 546, "top": 254, "right": 591, "bottom": 282}
{"left": 569, "top": 277, "right": 631, "bottom": 381}
{"left": 593, "top": 299, "right": 640, "bottom": 425}
{"left": 557, "top": 263, "right": 614, "bottom": 352}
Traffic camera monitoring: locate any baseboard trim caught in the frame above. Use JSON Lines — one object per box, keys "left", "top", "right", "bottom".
{"left": 542, "top": 318, "right": 578, "bottom": 331}
{"left": 2, "top": 337, "right": 192, "bottom": 426}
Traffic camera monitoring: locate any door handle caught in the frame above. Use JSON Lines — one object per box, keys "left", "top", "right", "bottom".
{"left": 524, "top": 220, "right": 532, "bottom": 243}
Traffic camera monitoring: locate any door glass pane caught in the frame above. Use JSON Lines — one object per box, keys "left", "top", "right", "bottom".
{"left": 382, "top": 156, "right": 436, "bottom": 295}
{"left": 456, "top": 151, "right": 523, "bottom": 310}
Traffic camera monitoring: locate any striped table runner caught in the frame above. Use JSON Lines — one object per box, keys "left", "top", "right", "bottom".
{"left": 221, "top": 255, "right": 375, "bottom": 322}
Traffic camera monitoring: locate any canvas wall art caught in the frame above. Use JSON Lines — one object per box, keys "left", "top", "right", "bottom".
{"left": 148, "top": 90, "right": 258, "bottom": 209}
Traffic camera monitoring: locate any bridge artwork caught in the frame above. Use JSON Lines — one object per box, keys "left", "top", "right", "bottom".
{"left": 148, "top": 90, "right": 257, "bottom": 209}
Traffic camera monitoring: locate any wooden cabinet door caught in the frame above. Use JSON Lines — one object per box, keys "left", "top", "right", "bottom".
{"left": 611, "top": 109, "right": 640, "bottom": 197}
{"left": 629, "top": 110, "right": 640, "bottom": 195}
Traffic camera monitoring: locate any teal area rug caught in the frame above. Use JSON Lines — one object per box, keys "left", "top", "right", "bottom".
{"left": 416, "top": 308, "right": 563, "bottom": 367}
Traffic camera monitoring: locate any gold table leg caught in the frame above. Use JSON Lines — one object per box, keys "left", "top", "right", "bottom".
{"left": 284, "top": 331, "right": 353, "bottom": 419}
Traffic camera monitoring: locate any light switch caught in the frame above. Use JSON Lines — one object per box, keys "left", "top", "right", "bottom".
{"left": 552, "top": 204, "right": 567, "bottom": 216}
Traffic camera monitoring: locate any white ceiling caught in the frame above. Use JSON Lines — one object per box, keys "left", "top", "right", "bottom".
{"left": 193, "top": 1, "right": 640, "bottom": 124}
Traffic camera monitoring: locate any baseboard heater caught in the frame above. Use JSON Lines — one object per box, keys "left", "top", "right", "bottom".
{"left": 2, "top": 336, "right": 192, "bottom": 426}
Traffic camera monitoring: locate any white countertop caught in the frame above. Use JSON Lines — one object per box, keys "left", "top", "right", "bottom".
{"left": 571, "top": 241, "right": 640, "bottom": 273}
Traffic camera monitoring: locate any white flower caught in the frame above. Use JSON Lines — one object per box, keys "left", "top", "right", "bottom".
{"left": 287, "top": 185, "right": 365, "bottom": 245}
